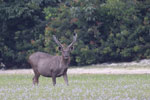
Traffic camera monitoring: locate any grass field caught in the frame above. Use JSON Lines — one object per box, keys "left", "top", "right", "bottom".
{"left": 0, "top": 74, "right": 150, "bottom": 100}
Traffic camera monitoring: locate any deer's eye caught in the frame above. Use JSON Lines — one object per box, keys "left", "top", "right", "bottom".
{"left": 69, "top": 46, "right": 74, "bottom": 51}
{"left": 58, "top": 46, "right": 63, "bottom": 51}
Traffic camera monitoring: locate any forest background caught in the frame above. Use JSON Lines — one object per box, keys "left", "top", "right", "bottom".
{"left": 0, "top": 0, "right": 150, "bottom": 69}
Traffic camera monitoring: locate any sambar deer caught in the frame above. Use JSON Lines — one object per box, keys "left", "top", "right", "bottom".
{"left": 28, "top": 34, "right": 77, "bottom": 86}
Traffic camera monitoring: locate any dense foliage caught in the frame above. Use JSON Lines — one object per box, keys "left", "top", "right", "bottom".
{"left": 0, "top": 0, "right": 61, "bottom": 68}
{"left": 0, "top": 0, "right": 150, "bottom": 68}
{"left": 44, "top": 0, "right": 150, "bottom": 66}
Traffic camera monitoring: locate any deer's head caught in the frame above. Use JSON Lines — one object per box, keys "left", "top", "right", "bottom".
{"left": 53, "top": 34, "right": 77, "bottom": 60}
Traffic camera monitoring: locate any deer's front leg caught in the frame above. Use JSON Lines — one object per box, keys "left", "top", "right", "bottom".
{"left": 63, "top": 73, "right": 69, "bottom": 86}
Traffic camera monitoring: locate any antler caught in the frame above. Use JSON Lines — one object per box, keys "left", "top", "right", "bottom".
{"left": 68, "top": 33, "right": 77, "bottom": 47}
{"left": 53, "top": 35, "right": 63, "bottom": 47}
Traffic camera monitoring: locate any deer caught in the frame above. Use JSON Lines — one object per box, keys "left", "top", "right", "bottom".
{"left": 28, "top": 34, "right": 77, "bottom": 86}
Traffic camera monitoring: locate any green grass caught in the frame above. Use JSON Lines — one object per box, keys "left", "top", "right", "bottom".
{"left": 0, "top": 74, "right": 150, "bottom": 100}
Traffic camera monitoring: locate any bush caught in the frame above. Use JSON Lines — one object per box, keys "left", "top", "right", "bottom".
{"left": 44, "top": 0, "right": 150, "bottom": 66}
{"left": 1, "top": 0, "right": 150, "bottom": 68}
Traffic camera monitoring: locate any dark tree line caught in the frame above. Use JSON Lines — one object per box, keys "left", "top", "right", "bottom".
{"left": 0, "top": 0, "right": 150, "bottom": 69}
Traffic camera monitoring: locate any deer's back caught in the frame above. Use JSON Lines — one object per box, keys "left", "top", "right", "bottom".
{"left": 28, "top": 52, "right": 53, "bottom": 67}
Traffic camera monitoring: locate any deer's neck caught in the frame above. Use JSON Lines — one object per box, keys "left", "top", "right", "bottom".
{"left": 60, "top": 56, "right": 70, "bottom": 67}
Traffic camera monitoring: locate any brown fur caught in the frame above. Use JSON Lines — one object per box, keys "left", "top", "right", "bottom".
{"left": 28, "top": 34, "right": 77, "bottom": 86}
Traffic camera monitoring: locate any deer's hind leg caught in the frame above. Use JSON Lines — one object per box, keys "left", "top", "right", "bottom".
{"left": 32, "top": 69, "right": 40, "bottom": 85}
{"left": 52, "top": 72, "right": 56, "bottom": 86}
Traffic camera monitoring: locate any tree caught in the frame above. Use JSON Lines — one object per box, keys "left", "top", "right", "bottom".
{"left": 0, "top": 0, "right": 61, "bottom": 68}
{"left": 44, "top": 0, "right": 150, "bottom": 66}
{"left": 1, "top": 0, "right": 150, "bottom": 68}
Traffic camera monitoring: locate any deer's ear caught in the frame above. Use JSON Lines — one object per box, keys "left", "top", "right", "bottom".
{"left": 58, "top": 46, "right": 62, "bottom": 51}
{"left": 69, "top": 46, "right": 74, "bottom": 51}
